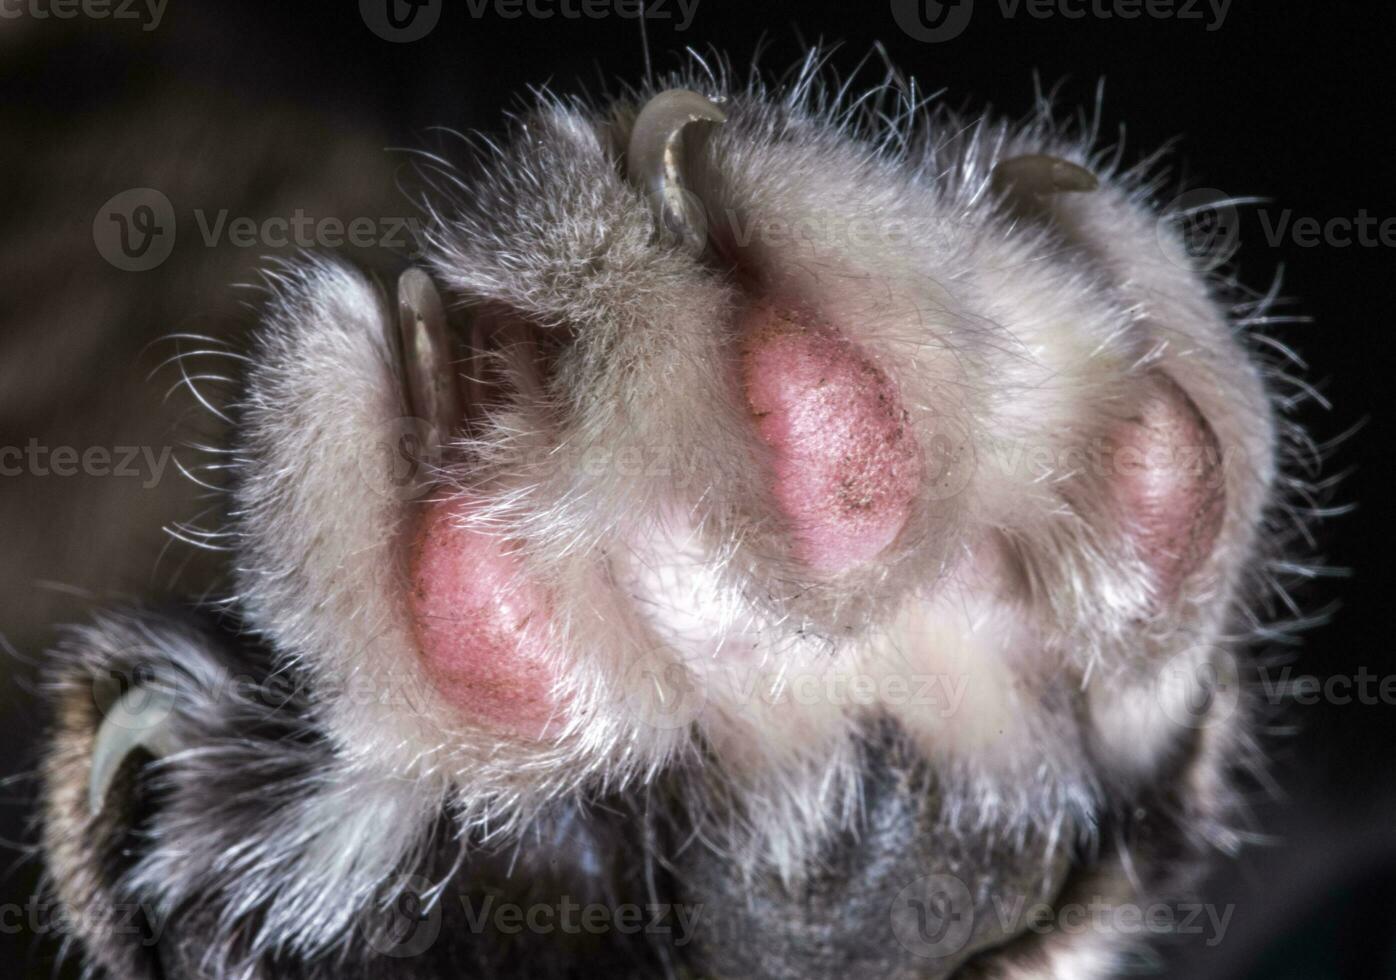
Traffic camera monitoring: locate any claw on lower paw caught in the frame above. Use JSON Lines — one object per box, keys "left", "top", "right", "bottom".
{"left": 89, "top": 684, "right": 181, "bottom": 817}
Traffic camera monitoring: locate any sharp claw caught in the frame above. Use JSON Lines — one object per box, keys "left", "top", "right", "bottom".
{"left": 89, "top": 684, "right": 181, "bottom": 817}
{"left": 625, "top": 88, "right": 726, "bottom": 254}
{"left": 991, "top": 154, "right": 1100, "bottom": 209}
{"left": 396, "top": 267, "right": 463, "bottom": 451}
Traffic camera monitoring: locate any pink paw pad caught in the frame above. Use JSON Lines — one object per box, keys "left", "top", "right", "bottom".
{"left": 1107, "top": 373, "right": 1226, "bottom": 604}
{"left": 408, "top": 498, "right": 560, "bottom": 738}
{"left": 740, "top": 304, "right": 923, "bottom": 573}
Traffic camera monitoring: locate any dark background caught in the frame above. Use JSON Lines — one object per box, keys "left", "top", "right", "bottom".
{"left": 1, "top": 1, "right": 1392, "bottom": 977}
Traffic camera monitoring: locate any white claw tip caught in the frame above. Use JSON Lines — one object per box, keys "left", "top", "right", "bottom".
{"left": 88, "top": 685, "right": 181, "bottom": 817}
{"left": 626, "top": 89, "right": 727, "bottom": 254}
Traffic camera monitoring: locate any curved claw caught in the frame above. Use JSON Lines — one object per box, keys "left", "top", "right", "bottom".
{"left": 89, "top": 685, "right": 181, "bottom": 817}
{"left": 625, "top": 89, "right": 726, "bottom": 254}
{"left": 396, "top": 267, "right": 463, "bottom": 450}
{"left": 991, "top": 154, "right": 1099, "bottom": 212}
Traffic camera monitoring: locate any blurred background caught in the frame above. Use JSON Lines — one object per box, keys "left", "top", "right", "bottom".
{"left": 0, "top": 1, "right": 1391, "bottom": 976}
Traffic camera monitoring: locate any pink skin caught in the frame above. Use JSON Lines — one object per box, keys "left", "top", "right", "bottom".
{"left": 1108, "top": 373, "right": 1226, "bottom": 605}
{"left": 741, "top": 305, "right": 923, "bottom": 573}
{"left": 408, "top": 498, "right": 560, "bottom": 738}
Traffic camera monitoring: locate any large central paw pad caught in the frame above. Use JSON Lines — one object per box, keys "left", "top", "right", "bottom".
{"left": 741, "top": 303, "right": 923, "bottom": 573}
